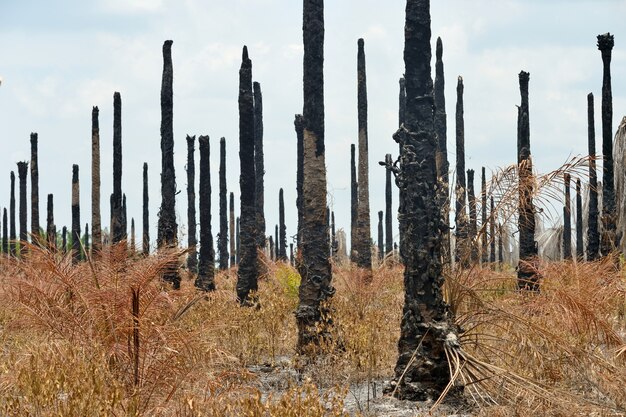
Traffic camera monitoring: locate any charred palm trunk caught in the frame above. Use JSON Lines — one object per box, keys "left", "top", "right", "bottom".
{"left": 254, "top": 82, "right": 266, "bottom": 249}
{"left": 434, "top": 37, "right": 450, "bottom": 265}
{"left": 46, "top": 194, "right": 55, "bottom": 249}
{"left": 62, "top": 226, "right": 67, "bottom": 254}
{"left": 296, "top": 0, "right": 334, "bottom": 351}
{"left": 236, "top": 46, "right": 259, "bottom": 304}
{"left": 398, "top": 77, "right": 406, "bottom": 263}
{"left": 385, "top": 153, "right": 393, "bottom": 257}
{"left": 355, "top": 38, "right": 372, "bottom": 270}
{"left": 498, "top": 223, "right": 504, "bottom": 266}
{"left": 563, "top": 174, "right": 572, "bottom": 260}
{"left": 17, "top": 162, "right": 28, "bottom": 257}
{"left": 157, "top": 40, "right": 180, "bottom": 288}
{"left": 196, "top": 135, "right": 216, "bottom": 291}
{"left": 9, "top": 172, "right": 16, "bottom": 257}
{"left": 186, "top": 135, "right": 198, "bottom": 274}
{"left": 331, "top": 211, "right": 337, "bottom": 260}
{"left": 279, "top": 188, "right": 287, "bottom": 260}
{"left": 142, "top": 163, "right": 149, "bottom": 256}
{"left": 236, "top": 217, "right": 240, "bottom": 265}
{"left": 218, "top": 137, "right": 229, "bottom": 270}
{"left": 92, "top": 106, "right": 102, "bottom": 255}
{"left": 598, "top": 33, "right": 616, "bottom": 256}
{"left": 587, "top": 93, "right": 600, "bottom": 261}
{"left": 576, "top": 179, "right": 584, "bottom": 260}
{"left": 295, "top": 114, "right": 304, "bottom": 247}
{"left": 269, "top": 235, "right": 274, "bottom": 261}
{"left": 111, "top": 92, "right": 124, "bottom": 244}
{"left": 455, "top": 77, "right": 468, "bottom": 268}
{"left": 377, "top": 210, "right": 384, "bottom": 262}
{"left": 71, "top": 165, "right": 80, "bottom": 264}
{"left": 517, "top": 71, "right": 539, "bottom": 291}
{"left": 350, "top": 143, "right": 358, "bottom": 262}
{"left": 230, "top": 192, "right": 236, "bottom": 267}
{"left": 275, "top": 225, "right": 279, "bottom": 261}
{"left": 467, "top": 169, "right": 478, "bottom": 263}
{"left": 2, "top": 208, "right": 7, "bottom": 255}
{"left": 481, "top": 167, "right": 488, "bottom": 264}
{"left": 30, "top": 133, "right": 39, "bottom": 243}
{"left": 122, "top": 194, "right": 127, "bottom": 241}
{"left": 490, "top": 196, "right": 496, "bottom": 264}
{"left": 290, "top": 243, "right": 294, "bottom": 265}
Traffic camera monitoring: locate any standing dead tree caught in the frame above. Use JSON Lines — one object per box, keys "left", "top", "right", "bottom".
{"left": 9, "top": 172, "right": 16, "bottom": 257}
{"left": 385, "top": 153, "right": 393, "bottom": 257}
{"left": 186, "top": 135, "right": 198, "bottom": 274}
{"left": 253, "top": 82, "right": 266, "bottom": 250}
{"left": 295, "top": 114, "right": 304, "bottom": 248}
{"left": 587, "top": 92, "right": 599, "bottom": 260}
{"left": 17, "top": 162, "right": 28, "bottom": 256}
{"left": 398, "top": 77, "right": 406, "bottom": 262}
{"left": 142, "top": 163, "right": 149, "bottom": 256}
{"left": 229, "top": 192, "right": 236, "bottom": 267}
{"left": 111, "top": 92, "right": 124, "bottom": 245}
{"left": 377, "top": 210, "right": 384, "bottom": 262}
{"left": 92, "top": 106, "right": 102, "bottom": 255}
{"left": 71, "top": 165, "right": 81, "bottom": 264}
{"left": 350, "top": 143, "right": 358, "bottom": 263}
{"left": 576, "top": 179, "right": 583, "bottom": 260}
{"left": 2, "top": 208, "right": 8, "bottom": 255}
{"left": 481, "top": 167, "right": 488, "bottom": 264}
{"left": 490, "top": 196, "right": 496, "bottom": 264}
{"left": 455, "top": 76, "right": 469, "bottom": 268}
{"left": 563, "top": 174, "right": 572, "bottom": 260}
{"left": 46, "top": 194, "right": 55, "bottom": 249}
{"left": 467, "top": 169, "right": 478, "bottom": 263}
{"left": 30, "top": 133, "right": 40, "bottom": 243}
{"left": 196, "top": 135, "right": 216, "bottom": 291}
{"left": 278, "top": 188, "right": 287, "bottom": 261}
{"left": 218, "top": 137, "right": 229, "bottom": 270}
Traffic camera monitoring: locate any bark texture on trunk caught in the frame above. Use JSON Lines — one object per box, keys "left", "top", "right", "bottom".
{"left": 350, "top": 143, "right": 358, "bottom": 263}
{"left": 46, "top": 194, "right": 55, "bottom": 249}
{"left": 92, "top": 106, "right": 102, "bottom": 255}
{"left": 279, "top": 188, "right": 287, "bottom": 260}
{"left": 398, "top": 77, "right": 406, "bottom": 263}
{"left": 455, "top": 76, "right": 468, "bottom": 268}
{"left": 142, "top": 163, "right": 149, "bottom": 256}
{"left": 236, "top": 46, "right": 259, "bottom": 304}
{"left": 230, "top": 192, "right": 236, "bottom": 267}
{"left": 385, "top": 153, "right": 393, "bottom": 256}
{"left": 490, "top": 196, "right": 496, "bottom": 263}
{"left": 331, "top": 211, "right": 337, "bottom": 259}
{"left": 296, "top": 0, "right": 334, "bottom": 352}
{"left": 111, "top": 92, "right": 124, "bottom": 244}
{"left": 17, "top": 162, "right": 28, "bottom": 256}
{"left": 71, "top": 165, "right": 81, "bottom": 264}
{"left": 9, "top": 172, "right": 16, "bottom": 257}
{"left": 563, "top": 174, "right": 572, "bottom": 260}
{"left": 218, "top": 137, "right": 229, "bottom": 270}
{"left": 386, "top": 0, "right": 458, "bottom": 401}
{"left": 576, "top": 179, "right": 584, "bottom": 260}
{"left": 157, "top": 40, "right": 180, "bottom": 288}
{"left": 2, "top": 208, "right": 7, "bottom": 255}
{"left": 355, "top": 38, "right": 372, "bottom": 270}
{"left": 517, "top": 71, "right": 539, "bottom": 291}
{"left": 253, "top": 82, "right": 266, "bottom": 248}
{"left": 30, "top": 133, "right": 40, "bottom": 243}
{"left": 467, "top": 169, "right": 478, "bottom": 263}
{"left": 295, "top": 114, "right": 304, "bottom": 247}
{"left": 598, "top": 33, "right": 616, "bottom": 256}
{"left": 481, "top": 167, "right": 488, "bottom": 264}
{"left": 377, "top": 210, "right": 384, "bottom": 261}
{"left": 186, "top": 135, "right": 198, "bottom": 274}
{"left": 196, "top": 135, "right": 216, "bottom": 291}
{"left": 587, "top": 93, "right": 600, "bottom": 260}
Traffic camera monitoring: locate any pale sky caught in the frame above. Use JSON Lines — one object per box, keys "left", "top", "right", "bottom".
{"left": 1, "top": 0, "right": 625, "bottom": 251}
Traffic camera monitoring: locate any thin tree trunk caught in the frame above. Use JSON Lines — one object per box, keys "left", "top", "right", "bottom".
{"left": 71, "top": 165, "right": 80, "bottom": 264}
{"left": 92, "top": 106, "right": 102, "bottom": 255}
{"left": 254, "top": 82, "right": 266, "bottom": 248}
{"left": 9, "top": 171, "right": 16, "bottom": 257}
{"left": 490, "top": 196, "right": 496, "bottom": 263}
{"left": 385, "top": 153, "right": 393, "bottom": 257}
{"left": 587, "top": 92, "right": 600, "bottom": 261}
{"left": 295, "top": 114, "right": 304, "bottom": 248}
{"left": 498, "top": 223, "right": 504, "bottom": 266}
{"left": 386, "top": 0, "right": 458, "bottom": 400}
{"left": 467, "top": 169, "right": 478, "bottom": 263}
{"left": 275, "top": 225, "right": 279, "bottom": 261}
{"left": 230, "top": 192, "right": 236, "bottom": 267}
{"left": 236, "top": 217, "right": 240, "bottom": 265}
{"left": 129, "top": 219, "right": 134, "bottom": 254}
{"left": 356, "top": 38, "right": 372, "bottom": 270}
{"left": 122, "top": 194, "right": 127, "bottom": 241}
{"left": 236, "top": 46, "right": 259, "bottom": 305}
{"left": 218, "top": 137, "right": 229, "bottom": 270}
{"left": 157, "top": 40, "right": 180, "bottom": 288}
{"left": 331, "top": 211, "right": 337, "bottom": 260}
{"left": 85, "top": 223, "right": 90, "bottom": 258}
{"left": 2, "top": 208, "right": 7, "bottom": 255}
{"left": 186, "top": 135, "right": 198, "bottom": 273}
{"left": 196, "top": 135, "right": 216, "bottom": 291}
{"left": 576, "top": 179, "right": 584, "bottom": 260}
{"left": 296, "top": 0, "right": 334, "bottom": 352}
{"left": 598, "top": 33, "right": 616, "bottom": 255}
{"left": 455, "top": 76, "right": 468, "bottom": 268}
{"left": 30, "top": 133, "right": 39, "bottom": 243}
{"left": 279, "top": 188, "right": 287, "bottom": 260}
{"left": 290, "top": 243, "right": 294, "bottom": 265}
{"left": 481, "top": 167, "right": 488, "bottom": 264}
{"left": 62, "top": 226, "right": 67, "bottom": 254}
{"left": 269, "top": 235, "right": 274, "bottom": 261}
{"left": 111, "top": 92, "right": 123, "bottom": 244}
{"left": 563, "top": 174, "right": 572, "bottom": 260}
{"left": 17, "top": 162, "right": 28, "bottom": 257}
{"left": 143, "top": 163, "right": 149, "bottom": 256}
{"left": 350, "top": 143, "right": 358, "bottom": 263}
{"left": 46, "top": 194, "right": 55, "bottom": 249}
{"left": 377, "top": 210, "right": 383, "bottom": 262}
{"left": 517, "top": 71, "right": 539, "bottom": 291}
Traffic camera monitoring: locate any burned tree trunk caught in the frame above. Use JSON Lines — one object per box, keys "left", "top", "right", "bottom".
{"left": 576, "top": 179, "right": 584, "bottom": 260}
{"left": 157, "top": 40, "right": 180, "bottom": 288}
{"left": 254, "top": 82, "right": 266, "bottom": 249}
{"left": 236, "top": 46, "right": 259, "bottom": 304}
{"left": 385, "top": 153, "right": 393, "bottom": 257}
{"left": 290, "top": 243, "right": 294, "bottom": 265}
{"left": 269, "top": 235, "right": 275, "bottom": 261}
{"left": 398, "top": 77, "right": 406, "bottom": 263}
{"left": 279, "top": 188, "right": 287, "bottom": 261}
{"left": 122, "top": 194, "right": 127, "bottom": 241}
{"left": 218, "top": 137, "right": 229, "bottom": 270}
{"left": 295, "top": 114, "right": 304, "bottom": 247}
{"left": 350, "top": 143, "right": 358, "bottom": 263}
{"left": 129, "top": 220, "right": 134, "bottom": 254}
{"left": 46, "top": 194, "right": 55, "bottom": 249}
{"left": 377, "top": 210, "right": 384, "bottom": 262}
{"left": 111, "top": 92, "right": 124, "bottom": 244}
{"left": 598, "top": 33, "right": 616, "bottom": 256}
{"left": 296, "top": 0, "right": 334, "bottom": 351}
{"left": 275, "top": 225, "right": 279, "bottom": 261}
{"left": 385, "top": 0, "right": 458, "bottom": 401}
{"left": 455, "top": 76, "right": 468, "bottom": 268}
{"left": 30, "top": 133, "right": 40, "bottom": 243}
{"left": 434, "top": 36, "right": 450, "bottom": 265}
{"left": 490, "top": 196, "right": 496, "bottom": 263}
{"left": 85, "top": 223, "right": 90, "bottom": 258}
{"left": 467, "top": 169, "right": 478, "bottom": 263}
{"left": 587, "top": 93, "right": 600, "bottom": 261}
{"left": 2, "top": 208, "right": 7, "bottom": 255}
{"left": 142, "top": 163, "right": 149, "bottom": 256}
{"left": 355, "top": 38, "right": 372, "bottom": 270}
{"left": 196, "top": 135, "right": 216, "bottom": 291}
{"left": 331, "top": 211, "right": 337, "bottom": 260}
{"left": 186, "top": 135, "right": 198, "bottom": 274}
{"left": 17, "top": 162, "right": 28, "bottom": 256}
{"left": 71, "top": 165, "right": 81, "bottom": 264}
{"left": 62, "top": 226, "right": 67, "bottom": 254}
{"left": 481, "top": 167, "right": 488, "bottom": 264}
{"left": 230, "top": 192, "right": 236, "bottom": 267}
{"left": 10, "top": 171, "right": 16, "bottom": 257}
{"left": 236, "top": 217, "right": 240, "bottom": 265}
{"left": 563, "top": 174, "right": 572, "bottom": 260}
{"left": 498, "top": 223, "right": 504, "bottom": 266}
{"left": 517, "top": 71, "right": 539, "bottom": 291}
{"left": 92, "top": 106, "right": 102, "bottom": 255}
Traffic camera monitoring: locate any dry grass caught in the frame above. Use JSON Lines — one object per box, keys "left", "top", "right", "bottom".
{"left": 0, "top": 244, "right": 624, "bottom": 416}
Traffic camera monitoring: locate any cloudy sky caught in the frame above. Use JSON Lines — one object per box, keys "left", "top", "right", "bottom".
{"left": 1, "top": 0, "right": 625, "bottom": 251}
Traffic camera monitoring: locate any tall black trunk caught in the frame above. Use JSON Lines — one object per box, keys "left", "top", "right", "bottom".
{"left": 290, "top": 243, "right": 294, "bottom": 265}
{"left": 9, "top": 171, "right": 16, "bottom": 257}
{"left": 563, "top": 174, "right": 572, "bottom": 260}
{"left": 386, "top": 0, "right": 457, "bottom": 401}
{"left": 62, "top": 226, "right": 67, "bottom": 254}
{"left": 385, "top": 153, "right": 393, "bottom": 256}
{"left": 269, "top": 235, "right": 275, "bottom": 261}
{"left": 46, "top": 194, "right": 55, "bottom": 249}
{"left": 497, "top": 223, "right": 504, "bottom": 265}
{"left": 30, "top": 133, "right": 40, "bottom": 243}
{"left": 467, "top": 169, "right": 478, "bottom": 263}
{"left": 71, "top": 165, "right": 81, "bottom": 264}
{"left": 186, "top": 135, "right": 198, "bottom": 273}
{"left": 196, "top": 135, "right": 216, "bottom": 291}
{"left": 331, "top": 211, "right": 337, "bottom": 259}
{"left": 122, "top": 194, "right": 127, "bottom": 241}
{"left": 598, "top": 33, "right": 616, "bottom": 255}
{"left": 92, "top": 106, "right": 102, "bottom": 254}
{"left": 236, "top": 216, "right": 240, "bottom": 265}
{"left": 157, "top": 40, "right": 180, "bottom": 288}
{"left": 490, "top": 196, "right": 496, "bottom": 263}
{"left": 455, "top": 76, "right": 468, "bottom": 267}
{"left": 296, "top": 0, "right": 334, "bottom": 351}
{"left": 129, "top": 220, "right": 134, "bottom": 254}
{"left": 350, "top": 143, "right": 358, "bottom": 262}
{"left": 236, "top": 46, "right": 259, "bottom": 304}
{"left": 17, "top": 162, "right": 28, "bottom": 257}
{"left": 587, "top": 92, "right": 600, "bottom": 261}
{"left": 295, "top": 114, "right": 304, "bottom": 247}
{"left": 230, "top": 192, "right": 236, "bottom": 267}
{"left": 377, "top": 210, "right": 384, "bottom": 261}
{"left": 481, "top": 167, "right": 488, "bottom": 264}
{"left": 398, "top": 77, "right": 406, "bottom": 263}
{"left": 517, "top": 71, "right": 539, "bottom": 291}
{"left": 279, "top": 188, "right": 287, "bottom": 260}
{"left": 111, "top": 92, "right": 124, "bottom": 244}
{"left": 142, "top": 163, "right": 149, "bottom": 256}
{"left": 2, "top": 208, "right": 7, "bottom": 255}
{"left": 218, "top": 137, "right": 229, "bottom": 270}
{"left": 275, "top": 225, "right": 279, "bottom": 261}
{"left": 576, "top": 179, "right": 584, "bottom": 260}
{"left": 253, "top": 82, "right": 266, "bottom": 248}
